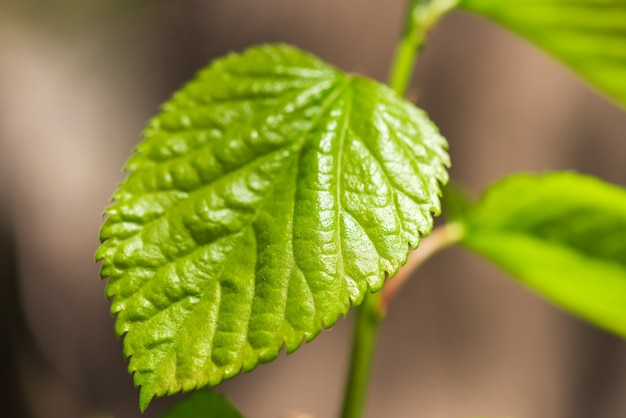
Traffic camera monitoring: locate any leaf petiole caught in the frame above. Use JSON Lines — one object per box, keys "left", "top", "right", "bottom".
{"left": 380, "top": 222, "right": 464, "bottom": 313}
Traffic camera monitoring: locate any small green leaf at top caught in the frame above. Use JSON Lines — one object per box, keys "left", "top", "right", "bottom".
{"left": 161, "top": 391, "right": 244, "bottom": 418}
{"left": 458, "top": 0, "right": 626, "bottom": 108}
{"left": 456, "top": 172, "right": 626, "bottom": 337}
{"left": 96, "top": 44, "right": 449, "bottom": 410}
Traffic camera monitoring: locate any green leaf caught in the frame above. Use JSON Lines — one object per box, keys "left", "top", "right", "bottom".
{"left": 457, "top": 172, "right": 626, "bottom": 337}
{"left": 96, "top": 44, "right": 449, "bottom": 410}
{"left": 458, "top": 0, "right": 626, "bottom": 108}
{"left": 161, "top": 391, "right": 244, "bottom": 418}
{"left": 441, "top": 181, "right": 474, "bottom": 223}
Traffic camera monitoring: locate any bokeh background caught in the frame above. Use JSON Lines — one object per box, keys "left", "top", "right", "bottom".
{"left": 2, "top": 1, "right": 626, "bottom": 417}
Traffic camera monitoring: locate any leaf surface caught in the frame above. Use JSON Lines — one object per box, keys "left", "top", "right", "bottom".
{"left": 161, "top": 391, "right": 244, "bottom": 418}
{"left": 96, "top": 44, "right": 449, "bottom": 409}
{"left": 457, "top": 172, "right": 626, "bottom": 336}
{"left": 458, "top": 0, "right": 626, "bottom": 108}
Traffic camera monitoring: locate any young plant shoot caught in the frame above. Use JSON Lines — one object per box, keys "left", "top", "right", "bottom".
{"left": 97, "top": 0, "right": 626, "bottom": 416}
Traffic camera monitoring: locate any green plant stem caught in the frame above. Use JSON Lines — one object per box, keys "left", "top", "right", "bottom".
{"left": 340, "top": 291, "right": 384, "bottom": 418}
{"left": 388, "top": 0, "right": 458, "bottom": 96}
{"left": 339, "top": 225, "right": 462, "bottom": 418}
{"left": 339, "top": 2, "right": 458, "bottom": 417}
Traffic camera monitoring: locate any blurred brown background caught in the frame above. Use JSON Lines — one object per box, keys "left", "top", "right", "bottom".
{"left": 1, "top": 1, "right": 626, "bottom": 417}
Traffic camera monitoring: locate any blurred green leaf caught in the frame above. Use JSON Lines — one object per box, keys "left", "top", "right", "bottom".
{"left": 161, "top": 391, "right": 244, "bottom": 418}
{"left": 442, "top": 181, "right": 474, "bottom": 223}
{"left": 458, "top": 0, "right": 626, "bottom": 108}
{"left": 458, "top": 172, "right": 626, "bottom": 336}
{"left": 96, "top": 44, "right": 449, "bottom": 410}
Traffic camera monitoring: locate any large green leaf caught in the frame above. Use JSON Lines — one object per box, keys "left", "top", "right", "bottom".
{"left": 457, "top": 172, "right": 626, "bottom": 336}
{"left": 96, "top": 44, "right": 449, "bottom": 409}
{"left": 458, "top": 0, "right": 626, "bottom": 108}
{"left": 161, "top": 391, "right": 244, "bottom": 418}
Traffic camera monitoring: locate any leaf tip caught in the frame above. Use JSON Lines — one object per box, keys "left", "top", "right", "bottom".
{"left": 138, "top": 387, "right": 153, "bottom": 413}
